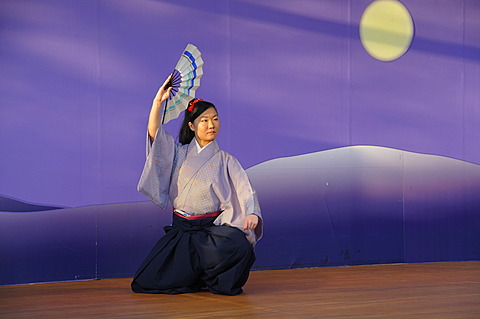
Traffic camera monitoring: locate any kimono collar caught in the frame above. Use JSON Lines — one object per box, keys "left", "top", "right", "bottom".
{"left": 194, "top": 138, "right": 213, "bottom": 154}
{"left": 178, "top": 139, "right": 220, "bottom": 185}
{"left": 187, "top": 138, "right": 220, "bottom": 161}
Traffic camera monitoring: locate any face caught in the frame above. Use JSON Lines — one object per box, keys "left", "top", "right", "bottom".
{"left": 189, "top": 107, "right": 220, "bottom": 147}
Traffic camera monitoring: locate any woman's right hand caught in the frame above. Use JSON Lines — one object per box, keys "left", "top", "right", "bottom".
{"left": 148, "top": 75, "right": 173, "bottom": 140}
{"left": 154, "top": 74, "right": 173, "bottom": 104}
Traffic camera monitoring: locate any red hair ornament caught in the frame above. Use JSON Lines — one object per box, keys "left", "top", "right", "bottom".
{"left": 187, "top": 98, "right": 203, "bottom": 112}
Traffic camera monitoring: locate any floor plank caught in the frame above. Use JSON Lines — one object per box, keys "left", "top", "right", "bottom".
{"left": 1, "top": 261, "right": 479, "bottom": 318}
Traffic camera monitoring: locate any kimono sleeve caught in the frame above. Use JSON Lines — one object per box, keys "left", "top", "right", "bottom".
{"left": 137, "top": 125, "right": 176, "bottom": 209}
{"left": 226, "top": 155, "right": 263, "bottom": 242}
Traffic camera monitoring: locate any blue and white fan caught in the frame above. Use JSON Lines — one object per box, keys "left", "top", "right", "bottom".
{"left": 162, "top": 44, "right": 204, "bottom": 124}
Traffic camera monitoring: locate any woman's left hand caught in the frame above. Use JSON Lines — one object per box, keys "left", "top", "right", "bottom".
{"left": 243, "top": 214, "right": 259, "bottom": 231}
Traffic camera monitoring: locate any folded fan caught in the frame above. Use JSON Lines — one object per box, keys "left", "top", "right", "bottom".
{"left": 162, "top": 44, "right": 204, "bottom": 124}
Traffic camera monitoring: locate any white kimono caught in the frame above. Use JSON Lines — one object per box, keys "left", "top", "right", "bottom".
{"left": 138, "top": 125, "right": 263, "bottom": 244}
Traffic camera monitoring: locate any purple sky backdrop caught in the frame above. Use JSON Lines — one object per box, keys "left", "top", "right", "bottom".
{"left": 1, "top": 0, "right": 478, "bottom": 208}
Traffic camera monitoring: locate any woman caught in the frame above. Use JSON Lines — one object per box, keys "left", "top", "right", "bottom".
{"left": 131, "top": 76, "right": 263, "bottom": 295}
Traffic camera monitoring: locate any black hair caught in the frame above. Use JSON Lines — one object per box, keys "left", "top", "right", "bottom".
{"left": 178, "top": 99, "right": 217, "bottom": 145}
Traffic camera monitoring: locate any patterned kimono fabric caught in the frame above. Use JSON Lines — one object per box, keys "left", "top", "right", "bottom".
{"left": 131, "top": 126, "right": 262, "bottom": 295}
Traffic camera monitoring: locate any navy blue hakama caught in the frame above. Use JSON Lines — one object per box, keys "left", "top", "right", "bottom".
{"left": 131, "top": 214, "right": 255, "bottom": 295}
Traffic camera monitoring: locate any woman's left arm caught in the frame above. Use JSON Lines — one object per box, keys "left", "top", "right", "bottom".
{"left": 243, "top": 214, "right": 259, "bottom": 231}
{"left": 226, "top": 155, "right": 263, "bottom": 234}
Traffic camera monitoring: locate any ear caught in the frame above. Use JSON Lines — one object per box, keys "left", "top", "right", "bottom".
{"left": 188, "top": 122, "right": 195, "bottom": 132}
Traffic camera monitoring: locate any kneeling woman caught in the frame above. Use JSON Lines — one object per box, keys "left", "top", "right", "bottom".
{"left": 131, "top": 76, "right": 263, "bottom": 296}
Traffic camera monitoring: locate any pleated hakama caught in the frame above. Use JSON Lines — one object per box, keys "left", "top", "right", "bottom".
{"left": 131, "top": 214, "right": 255, "bottom": 295}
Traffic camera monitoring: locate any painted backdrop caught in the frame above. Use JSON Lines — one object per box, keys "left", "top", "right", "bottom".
{"left": 1, "top": 0, "right": 479, "bottom": 285}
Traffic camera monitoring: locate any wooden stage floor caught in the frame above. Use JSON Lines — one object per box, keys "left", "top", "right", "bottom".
{"left": 1, "top": 261, "right": 479, "bottom": 318}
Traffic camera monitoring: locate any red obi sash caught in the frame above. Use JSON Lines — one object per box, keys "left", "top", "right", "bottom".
{"left": 174, "top": 209, "right": 222, "bottom": 220}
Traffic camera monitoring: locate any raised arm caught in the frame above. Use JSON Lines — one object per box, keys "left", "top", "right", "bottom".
{"left": 148, "top": 75, "right": 173, "bottom": 141}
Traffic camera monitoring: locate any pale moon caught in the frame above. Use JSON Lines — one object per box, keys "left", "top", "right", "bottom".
{"left": 360, "top": 0, "right": 414, "bottom": 61}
